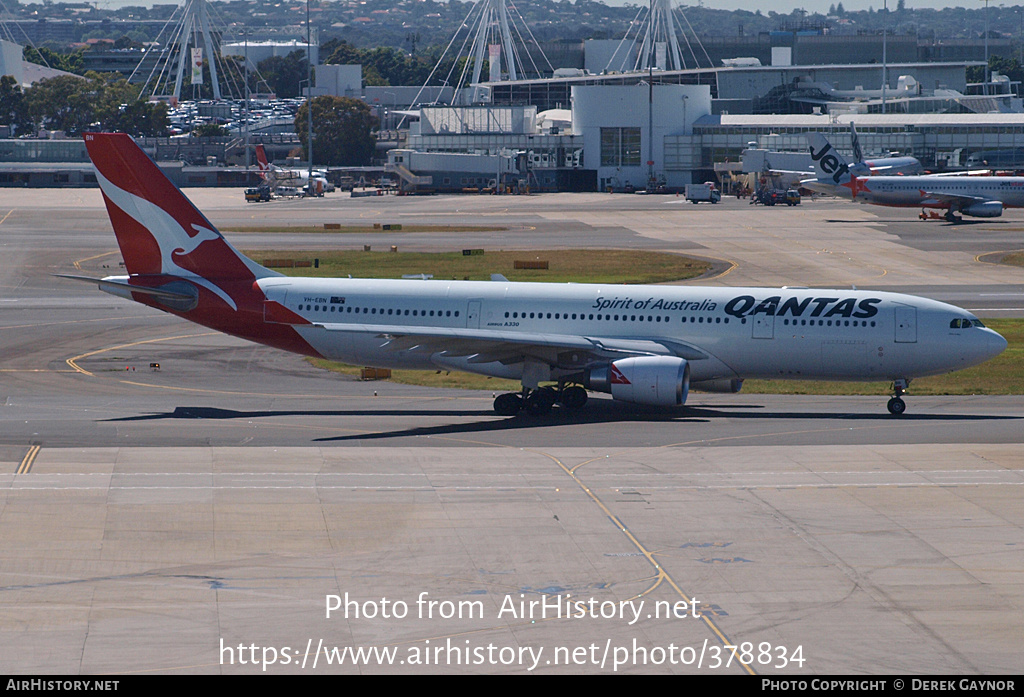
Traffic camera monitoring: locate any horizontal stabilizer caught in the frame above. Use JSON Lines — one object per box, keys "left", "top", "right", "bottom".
{"left": 53, "top": 274, "right": 197, "bottom": 301}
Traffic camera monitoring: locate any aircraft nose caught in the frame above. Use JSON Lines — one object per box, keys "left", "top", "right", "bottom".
{"left": 985, "top": 328, "right": 1009, "bottom": 359}
{"left": 970, "top": 328, "right": 1008, "bottom": 365}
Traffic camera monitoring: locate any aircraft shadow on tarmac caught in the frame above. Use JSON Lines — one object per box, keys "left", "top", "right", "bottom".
{"left": 102, "top": 404, "right": 1020, "bottom": 443}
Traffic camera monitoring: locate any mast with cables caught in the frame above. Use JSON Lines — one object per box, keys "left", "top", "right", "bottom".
{"left": 406, "top": 0, "right": 554, "bottom": 109}
{"left": 604, "top": 0, "right": 713, "bottom": 74}
{"left": 132, "top": 0, "right": 248, "bottom": 102}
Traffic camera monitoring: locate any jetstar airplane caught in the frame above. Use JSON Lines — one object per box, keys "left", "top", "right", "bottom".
{"left": 762, "top": 123, "right": 922, "bottom": 190}
{"left": 802, "top": 132, "right": 1024, "bottom": 222}
{"left": 59, "top": 133, "right": 1006, "bottom": 417}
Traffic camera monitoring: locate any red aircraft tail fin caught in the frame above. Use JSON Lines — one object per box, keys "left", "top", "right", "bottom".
{"left": 83, "top": 132, "right": 276, "bottom": 310}
{"left": 255, "top": 144, "right": 270, "bottom": 173}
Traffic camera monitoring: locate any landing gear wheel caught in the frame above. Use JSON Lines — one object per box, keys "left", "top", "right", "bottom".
{"left": 945, "top": 210, "right": 961, "bottom": 223}
{"left": 524, "top": 388, "right": 556, "bottom": 416}
{"left": 560, "top": 385, "right": 588, "bottom": 410}
{"left": 888, "top": 378, "right": 909, "bottom": 416}
{"left": 493, "top": 392, "right": 523, "bottom": 416}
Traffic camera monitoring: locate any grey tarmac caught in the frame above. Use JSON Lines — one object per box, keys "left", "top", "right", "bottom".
{"left": 0, "top": 189, "right": 1021, "bottom": 674}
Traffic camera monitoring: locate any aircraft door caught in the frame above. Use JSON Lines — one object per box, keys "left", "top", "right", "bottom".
{"left": 752, "top": 313, "right": 775, "bottom": 339}
{"left": 894, "top": 304, "right": 917, "bottom": 343}
{"left": 467, "top": 299, "right": 482, "bottom": 328}
{"left": 263, "top": 284, "right": 290, "bottom": 323}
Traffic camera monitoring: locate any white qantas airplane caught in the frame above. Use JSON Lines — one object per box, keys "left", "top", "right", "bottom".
{"left": 802, "top": 132, "right": 1024, "bottom": 222}
{"left": 60, "top": 133, "right": 1006, "bottom": 417}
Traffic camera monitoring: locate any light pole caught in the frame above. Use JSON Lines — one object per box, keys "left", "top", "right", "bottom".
{"left": 300, "top": 78, "right": 314, "bottom": 193}
{"left": 244, "top": 28, "right": 250, "bottom": 171}
{"left": 983, "top": 0, "right": 990, "bottom": 95}
{"left": 306, "top": 0, "right": 314, "bottom": 194}
{"left": 647, "top": 0, "right": 654, "bottom": 191}
{"left": 384, "top": 90, "right": 396, "bottom": 132}
{"left": 881, "top": 0, "right": 887, "bottom": 112}
{"left": 1018, "top": 8, "right": 1023, "bottom": 68}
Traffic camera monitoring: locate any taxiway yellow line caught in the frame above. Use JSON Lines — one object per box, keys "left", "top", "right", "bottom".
{"left": 66, "top": 332, "right": 218, "bottom": 376}
{"left": 528, "top": 448, "right": 757, "bottom": 675}
{"left": 72, "top": 250, "right": 119, "bottom": 271}
{"left": 16, "top": 445, "right": 40, "bottom": 475}
{"left": 975, "top": 249, "right": 1024, "bottom": 266}
{"left": 0, "top": 209, "right": 14, "bottom": 226}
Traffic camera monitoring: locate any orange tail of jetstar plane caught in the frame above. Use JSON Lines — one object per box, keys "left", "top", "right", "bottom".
{"left": 79, "top": 132, "right": 315, "bottom": 355}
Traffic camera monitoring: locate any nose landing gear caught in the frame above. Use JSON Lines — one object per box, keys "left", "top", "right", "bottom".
{"left": 887, "top": 378, "right": 910, "bottom": 416}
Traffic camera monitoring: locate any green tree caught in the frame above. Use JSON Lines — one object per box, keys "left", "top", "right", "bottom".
{"left": 257, "top": 50, "right": 309, "bottom": 99}
{"left": 108, "top": 100, "right": 169, "bottom": 137}
{"left": 295, "top": 95, "right": 378, "bottom": 167}
{"left": 24, "top": 74, "right": 97, "bottom": 134}
{"left": 24, "top": 72, "right": 168, "bottom": 137}
{"left": 0, "top": 75, "right": 33, "bottom": 136}
{"left": 22, "top": 46, "right": 85, "bottom": 75}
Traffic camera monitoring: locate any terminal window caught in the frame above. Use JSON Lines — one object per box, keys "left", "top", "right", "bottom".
{"left": 601, "top": 127, "right": 642, "bottom": 167}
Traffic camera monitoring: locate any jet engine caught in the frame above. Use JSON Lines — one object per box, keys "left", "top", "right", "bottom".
{"left": 963, "top": 201, "right": 1003, "bottom": 218}
{"left": 585, "top": 356, "right": 689, "bottom": 406}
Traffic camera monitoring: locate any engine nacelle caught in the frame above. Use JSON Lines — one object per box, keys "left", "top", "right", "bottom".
{"left": 585, "top": 356, "right": 689, "bottom": 406}
{"left": 963, "top": 201, "right": 1003, "bottom": 218}
{"left": 691, "top": 378, "right": 744, "bottom": 394}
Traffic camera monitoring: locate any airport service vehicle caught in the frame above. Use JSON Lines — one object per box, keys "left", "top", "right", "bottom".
{"left": 62, "top": 133, "right": 1006, "bottom": 417}
{"left": 802, "top": 132, "right": 1024, "bottom": 222}
{"left": 784, "top": 189, "right": 801, "bottom": 205}
{"left": 685, "top": 183, "right": 721, "bottom": 204}
{"left": 244, "top": 186, "right": 271, "bottom": 203}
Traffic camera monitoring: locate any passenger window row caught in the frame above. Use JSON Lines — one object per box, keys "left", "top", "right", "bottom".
{"left": 300, "top": 303, "right": 459, "bottom": 319}
{"left": 782, "top": 319, "right": 877, "bottom": 328}
{"left": 502, "top": 311, "right": 734, "bottom": 325}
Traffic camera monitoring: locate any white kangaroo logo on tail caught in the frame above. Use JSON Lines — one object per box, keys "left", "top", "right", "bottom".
{"left": 95, "top": 170, "right": 238, "bottom": 310}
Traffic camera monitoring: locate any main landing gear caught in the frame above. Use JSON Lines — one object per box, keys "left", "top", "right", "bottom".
{"left": 493, "top": 384, "right": 588, "bottom": 416}
{"left": 887, "top": 378, "right": 910, "bottom": 416}
{"left": 944, "top": 209, "right": 962, "bottom": 224}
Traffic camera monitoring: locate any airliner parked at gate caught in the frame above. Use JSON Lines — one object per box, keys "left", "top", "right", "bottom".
{"left": 60, "top": 133, "right": 1006, "bottom": 416}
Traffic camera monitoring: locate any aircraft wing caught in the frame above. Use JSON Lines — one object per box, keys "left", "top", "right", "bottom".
{"left": 926, "top": 170, "right": 993, "bottom": 177}
{"left": 312, "top": 321, "right": 710, "bottom": 367}
{"left": 917, "top": 190, "right": 991, "bottom": 206}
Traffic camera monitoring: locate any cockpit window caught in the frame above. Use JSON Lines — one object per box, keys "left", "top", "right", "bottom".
{"left": 950, "top": 318, "right": 986, "bottom": 329}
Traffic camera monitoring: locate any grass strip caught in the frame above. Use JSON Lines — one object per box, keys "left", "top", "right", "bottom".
{"left": 243, "top": 249, "right": 712, "bottom": 285}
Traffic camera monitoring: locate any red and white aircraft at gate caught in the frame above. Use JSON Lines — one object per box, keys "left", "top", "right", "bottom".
{"left": 254, "top": 144, "right": 330, "bottom": 194}
{"left": 60, "top": 133, "right": 1006, "bottom": 416}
